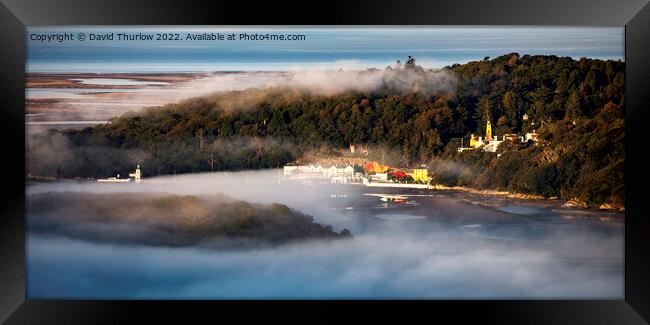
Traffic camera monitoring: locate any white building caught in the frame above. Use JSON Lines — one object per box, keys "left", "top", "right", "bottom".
{"left": 98, "top": 165, "right": 142, "bottom": 183}
{"left": 284, "top": 163, "right": 361, "bottom": 181}
{"left": 339, "top": 165, "right": 355, "bottom": 177}
{"left": 283, "top": 164, "right": 298, "bottom": 176}
{"left": 483, "top": 136, "right": 504, "bottom": 153}
{"left": 370, "top": 173, "right": 388, "bottom": 181}
{"left": 323, "top": 165, "right": 336, "bottom": 177}
{"left": 525, "top": 131, "right": 539, "bottom": 142}
{"left": 309, "top": 164, "right": 323, "bottom": 174}
{"left": 128, "top": 165, "right": 142, "bottom": 183}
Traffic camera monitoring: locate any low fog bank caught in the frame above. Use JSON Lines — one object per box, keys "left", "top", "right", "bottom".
{"left": 27, "top": 172, "right": 623, "bottom": 298}
{"left": 162, "top": 68, "right": 457, "bottom": 115}
{"left": 280, "top": 67, "right": 456, "bottom": 96}
{"left": 28, "top": 226, "right": 622, "bottom": 298}
{"left": 26, "top": 131, "right": 151, "bottom": 178}
{"left": 26, "top": 67, "right": 457, "bottom": 126}
{"left": 27, "top": 170, "right": 370, "bottom": 238}
{"left": 28, "top": 192, "right": 351, "bottom": 248}
{"left": 27, "top": 170, "right": 351, "bottom": 220}
{"left": 26, "top": 170, "right": 623, "bottom": 233}
{"left": 155, "top": 67, "right": 457, "bottom": 101}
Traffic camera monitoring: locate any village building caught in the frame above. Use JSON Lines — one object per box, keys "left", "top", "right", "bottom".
{"left": 525, "top": 130, "right": 539, "bottom": 142}
{"left": 483, "top": 136, "right": 504, "bottom": 153}
{"left": 470, "top": 134, "right": 484, "bottom": 148}
{"left": 370, "top": 172, "right": 388, "bottom": 181}
{"left": 128, "top": 165, "right": 142, "bottom": 183}
{"left": 458, "top": 114, "right": 543, "bottom": 153}
{"left": 340, "top": 165, "right": 355, "bottom": 177}
{"left": 284, "top": 162, "right": 364, "bottom": 182}
{"left": 503, "top": 133, "right": 521, "bottom": 142}
{"left": 411, "top": 168, "right": 429, "bottom": 183}
{"left": 457, "top": 133, "right": 483, "bottom": 152}
{"left": 98, "top": 165, "right": 142, "bottom": 183}
{"left": 309, "top": 164, "right": 324, "bottom": 174}
{"left": 283, "top": 163, "right": 298, "bottom": 176}
{"left": 325, "top": 165, "right": 338, "bottom": 177}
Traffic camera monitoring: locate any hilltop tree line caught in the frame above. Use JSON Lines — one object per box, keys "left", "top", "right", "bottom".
{"left": 27, "top": 53, "right": 625, "bottom": 206}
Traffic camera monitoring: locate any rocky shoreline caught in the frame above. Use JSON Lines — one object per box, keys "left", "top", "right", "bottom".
{"left": 429, "top": 183, "right": 624, "bottom": 212}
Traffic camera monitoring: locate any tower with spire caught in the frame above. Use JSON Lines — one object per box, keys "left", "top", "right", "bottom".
{"left": 486, "top": 120, "right": 492, "bottom": 141}
{"left": 485, "top": 106, "right": 493, "bottom": 141}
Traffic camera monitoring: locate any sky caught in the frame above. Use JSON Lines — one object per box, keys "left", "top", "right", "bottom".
{"left": 26, "top": 26, "right": 624, "bottom": 73}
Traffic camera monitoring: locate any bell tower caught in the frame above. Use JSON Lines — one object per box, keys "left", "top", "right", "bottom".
{"left": 486, "top": 120, "right": 492, "bottom": 141}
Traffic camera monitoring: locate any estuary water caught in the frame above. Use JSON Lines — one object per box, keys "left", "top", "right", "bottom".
{"left": 26, "top": 170, "right": 624, "bottom": 299}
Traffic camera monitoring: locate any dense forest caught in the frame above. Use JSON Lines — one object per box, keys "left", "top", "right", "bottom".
{"left": 27, "top": 53, "right": 625, "bottom": 206}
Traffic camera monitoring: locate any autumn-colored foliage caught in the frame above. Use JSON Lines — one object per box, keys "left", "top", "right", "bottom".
{"left": 363, "top": 161, "right": 390, "bottom": 174}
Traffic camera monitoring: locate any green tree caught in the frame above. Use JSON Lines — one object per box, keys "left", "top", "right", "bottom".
{"left": 565, "top": 91, "right": 581, "bottom": 120}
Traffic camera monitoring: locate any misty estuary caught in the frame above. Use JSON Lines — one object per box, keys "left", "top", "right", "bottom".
{"left": 27, "top": 170, "right": 623, "bottom": 299}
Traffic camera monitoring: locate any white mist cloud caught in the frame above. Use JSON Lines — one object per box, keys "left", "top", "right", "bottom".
{"left": 27, "top": 226, "right": 622, "bottom": 299}
{"left": 111, "top": 67, "right": 457, "bottom": 117}
{"left": 280, "top": 67, "right": 457, "bottom": 96}
{"left": 27, "top": 171, "right": 624, "bottom": 299}
{"left": 26, "top": 65, "right": 457, "bottom": 125}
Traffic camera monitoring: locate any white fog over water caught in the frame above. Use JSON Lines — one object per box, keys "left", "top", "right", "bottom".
{"left": 27, "top": 171, "right": 624, "bottom": 299}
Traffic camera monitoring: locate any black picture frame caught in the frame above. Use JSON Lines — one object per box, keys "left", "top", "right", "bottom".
{"left": 1, "top": 0, "right": 649, "bottom": 323}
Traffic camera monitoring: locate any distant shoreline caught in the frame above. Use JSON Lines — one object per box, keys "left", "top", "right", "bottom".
{"left": 25, "top": 173, "right": 625, "bottom": 214}
{"left": 25, "top": 72, "right": 210, "bottom": 89}
{"left": 430, "top": 184, "right": 546, "bottom": 200}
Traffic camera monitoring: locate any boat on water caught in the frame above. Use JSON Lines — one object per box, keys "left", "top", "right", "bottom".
{"left": 364, "top": 193, "right": 420, "bottom": 206}
{"left": 381, "top": 196, "right": 407, "bottom": 203}
{"left": 365, "top": 193, "right": 409, "bottom": 202}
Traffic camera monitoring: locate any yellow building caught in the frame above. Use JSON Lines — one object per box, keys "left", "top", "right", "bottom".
{"left": 485, "top": 120, "right": 492, "bottom": 141}
{"left": 412, "top": 169, "right": 429, "bottom": 183}
{"left": 469, "top": 134, "right": 484, "bottom": 149}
